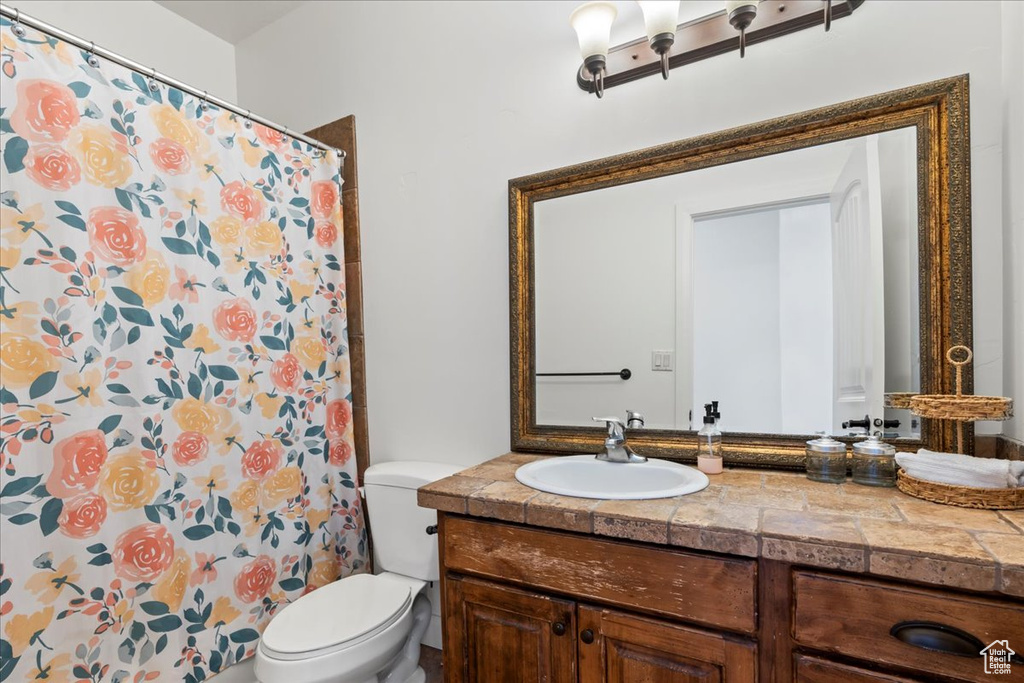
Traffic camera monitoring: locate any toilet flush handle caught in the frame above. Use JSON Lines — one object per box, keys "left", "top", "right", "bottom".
{"left": 425, "top": 525, "right": 438, "bottom": 535}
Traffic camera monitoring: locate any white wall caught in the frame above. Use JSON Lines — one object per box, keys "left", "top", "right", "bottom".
{"left": 534, "top": 186, "right": 677, "bottom": 429}
{"left": 7, "top": 0, "right": 237, "bottom": 101}
{"left": 1002, "top": 0, "right": 1024, "bottom": 443}
{"left": 233, "top": 0, "right": 1010, "bottom": 466}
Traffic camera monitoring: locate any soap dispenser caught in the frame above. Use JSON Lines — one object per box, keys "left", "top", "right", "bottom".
{"left": 697, "top": 403, "right": 723, "bottom": 474}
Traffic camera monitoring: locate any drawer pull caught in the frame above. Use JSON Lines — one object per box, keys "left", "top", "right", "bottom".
{"left": 580, "top": 629, "right": 595, "bottom": 644}
{"left": 552, "top": 621, "right": 566, "bottom": 636}
{"left": 890, "top": 621, "right": 983, "bottom": 657}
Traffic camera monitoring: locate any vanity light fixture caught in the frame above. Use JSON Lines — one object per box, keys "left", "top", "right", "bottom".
{"left": 572, "top": 0, "right": 865, "bottom": 97}
{"left": 570, "top": 1, "right": 618, "bottom": 98}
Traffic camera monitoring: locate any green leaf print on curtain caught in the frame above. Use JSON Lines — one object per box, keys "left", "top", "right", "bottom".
{"left": 0, "top": 19, "right": 367, "bottom": 683}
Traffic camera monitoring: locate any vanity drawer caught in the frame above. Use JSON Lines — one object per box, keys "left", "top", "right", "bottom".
{"left": 794, "top": 655, "right": 920, "bottom": 682}
{"left": 792, "top": 570, "right": 1024, "bottom": 681}
{"left": 441, "top": 514, "right": 757, "bottom": 634}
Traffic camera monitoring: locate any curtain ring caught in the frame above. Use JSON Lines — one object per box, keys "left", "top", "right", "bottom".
{"left": 147, "top": 66, "right": 160, "bottom": 92}
{"left": 198, "top": 90, "right": 209, "bottom": 111}
{"left": 86, "top": 41, "right": 100, "bottom": 68}
{"left": 243, "top": 109, "right": 253, "bottom": 129}
{"left": 11, "top": 8, "right": 26, "bottom": 37}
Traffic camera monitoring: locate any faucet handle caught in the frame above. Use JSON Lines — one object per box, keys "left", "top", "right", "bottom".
{"left": 626, "top": 410, "right": 645, "bottom": 429}
{"left": 593, "top": 416, "right": 625, "bottom": 440}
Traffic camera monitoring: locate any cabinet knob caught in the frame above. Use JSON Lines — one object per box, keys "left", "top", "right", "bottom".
{"left": 889, "top": 621, "right": 983, "bottom": 657}
{"left": 580, "top": 629, "right": 595, "bottom": 644}
{"left": 552, "top": 622, "right": 566, "bottom": 636}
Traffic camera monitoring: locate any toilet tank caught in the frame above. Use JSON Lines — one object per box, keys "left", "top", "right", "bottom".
{"left": 363, "top": 461, "right": 463, "bottom": 582}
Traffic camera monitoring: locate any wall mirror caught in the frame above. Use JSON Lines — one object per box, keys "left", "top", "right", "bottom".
{"left": 510, "top": 76, "right": 972, "bottom": 467}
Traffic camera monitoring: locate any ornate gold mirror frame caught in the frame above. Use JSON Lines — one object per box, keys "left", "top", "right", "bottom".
{"left": 510, "top": 75, "right": 972, "bottom": 468}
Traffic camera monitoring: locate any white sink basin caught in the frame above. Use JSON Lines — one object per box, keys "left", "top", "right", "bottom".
{"left": 515, "top": 455, "right": 710, "bottom": 500}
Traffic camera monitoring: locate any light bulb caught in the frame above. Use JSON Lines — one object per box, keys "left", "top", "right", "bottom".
{"left": 570, "top": 2, "right": 618, "bottom": 61}
{"left": 638, "top": 1, "right": 679, "bottom": 43}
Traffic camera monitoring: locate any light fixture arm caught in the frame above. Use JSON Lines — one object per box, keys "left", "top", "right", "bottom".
{"left": 650, "top": 32, "right": 675, "bottom": 79}
{"left": 727, "top": 2, "right": 760, "bottom": 59}
{"left": 584, "top": 55, "right": 607, "bottom": 98}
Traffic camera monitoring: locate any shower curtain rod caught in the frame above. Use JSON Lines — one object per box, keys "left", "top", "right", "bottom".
{"left": 0, "top": 3, "right": 344, "bottom": 160}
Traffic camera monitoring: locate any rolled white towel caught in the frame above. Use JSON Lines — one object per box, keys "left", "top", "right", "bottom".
{"left": 895, "top": 450, "right": 1024, "bottom": 489}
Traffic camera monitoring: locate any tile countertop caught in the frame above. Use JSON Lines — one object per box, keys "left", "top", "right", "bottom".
{"left": 417, "top": 452, "right": 1024, "bottom": 598}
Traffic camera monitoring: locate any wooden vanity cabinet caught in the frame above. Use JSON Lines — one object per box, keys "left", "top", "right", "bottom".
{"left": 444, "top": 576, "right": 757, "bottom": 682}
{"left": 441, "top": 514, "right": 759, "bottom": 682}
{"left": 436, "top": 513, "right": 1024, "bottom": 683}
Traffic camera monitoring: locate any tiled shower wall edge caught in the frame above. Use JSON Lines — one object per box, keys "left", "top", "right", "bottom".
{"left": 305, "top": 116, "right": 370, "bottom": 483}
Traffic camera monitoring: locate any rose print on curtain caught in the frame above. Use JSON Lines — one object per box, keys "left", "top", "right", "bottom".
{"left": 0, "top": 20, "right": 367, "bottom": 682}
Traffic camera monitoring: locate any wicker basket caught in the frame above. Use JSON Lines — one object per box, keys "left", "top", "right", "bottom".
{"left": 884, "top": 392, "right": 917, "bottom": 410}
{"left": 897, "top": 470, "right": 1024, "bottom": 510}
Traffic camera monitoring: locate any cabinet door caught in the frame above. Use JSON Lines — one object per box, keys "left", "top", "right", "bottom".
{"left": 579, "top": 605, "right": 757, "bottom": 683}
{"left": 444, "top": 575, "right": 576, "bottom": 683}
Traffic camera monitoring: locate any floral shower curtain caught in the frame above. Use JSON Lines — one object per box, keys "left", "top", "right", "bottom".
{"left": 0, "top": 20, "right": 367, "bottom": 683}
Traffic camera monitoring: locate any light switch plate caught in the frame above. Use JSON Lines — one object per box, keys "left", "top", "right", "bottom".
{"left": 651, "top": 350, "right": 674, "bottom": 371}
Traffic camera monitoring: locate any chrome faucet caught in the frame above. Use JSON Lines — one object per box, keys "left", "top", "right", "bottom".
{"left": 592, "top": 415, "right": 647, "bottom": 463}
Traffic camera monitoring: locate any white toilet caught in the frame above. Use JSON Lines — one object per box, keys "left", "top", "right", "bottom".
{"left": 254, "top": 461, "right": 462, "bottom": 683}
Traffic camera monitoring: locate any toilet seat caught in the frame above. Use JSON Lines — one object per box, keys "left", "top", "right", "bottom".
{"left": 260, "top": 573, "right": 412, "bottom": 661}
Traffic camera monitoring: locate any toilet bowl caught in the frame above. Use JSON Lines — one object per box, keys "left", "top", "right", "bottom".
{"left": 254, "top": 461, "right": 462, "bottom": 683}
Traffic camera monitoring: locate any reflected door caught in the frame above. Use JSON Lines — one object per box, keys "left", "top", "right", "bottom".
{"left": 831, "top": 137, "right": 886, "bottom": 435}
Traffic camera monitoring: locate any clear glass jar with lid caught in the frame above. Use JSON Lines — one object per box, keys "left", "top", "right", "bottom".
{"left": 805, "top": 435, "right": 848, "bottom": 483}
{"left": 851, "top": 434, "right": 897, "bottom": 487}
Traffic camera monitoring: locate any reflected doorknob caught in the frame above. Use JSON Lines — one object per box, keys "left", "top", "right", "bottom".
{"left": 842, "top": 415, "right": 870, "bottom": 430}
